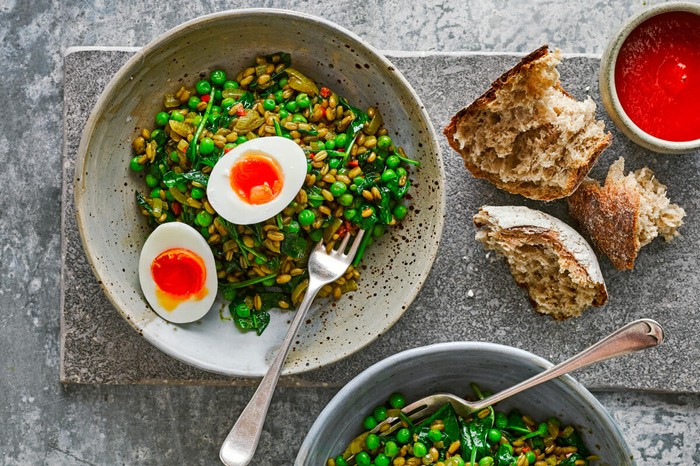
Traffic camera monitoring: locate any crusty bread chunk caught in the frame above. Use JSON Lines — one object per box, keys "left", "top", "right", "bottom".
{"left": 444, "top": 46, "right": 612, "bottom": 201}
{"left": 568, "top": 157, "right": 685, "bottom": 270}
{"left": 474, "top": 206, "right": 607, "bottom": 319}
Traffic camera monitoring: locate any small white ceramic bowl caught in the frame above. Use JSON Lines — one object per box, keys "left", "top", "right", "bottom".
{"left": 297, "top": 342, "right": 634, "bottom": 465}
{"left": 599, "top": 2, "right": 700, "bottom": 154}
{"left": 74, "top": 9, "right": 445, "bottom": 376}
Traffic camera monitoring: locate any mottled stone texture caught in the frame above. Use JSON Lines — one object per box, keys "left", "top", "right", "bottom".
{"left": 2, "top": 1, "right": 700, "bottom": 465}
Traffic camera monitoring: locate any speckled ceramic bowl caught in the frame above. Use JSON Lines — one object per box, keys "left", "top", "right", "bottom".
{"left": 74, "top": 9, "right": 444, "bottom": 377}
{"left": 599, "top": 2, "right": 700, "bottom": 154}
{"left": 297, "top": 342, "right": 634, "bottom": 466}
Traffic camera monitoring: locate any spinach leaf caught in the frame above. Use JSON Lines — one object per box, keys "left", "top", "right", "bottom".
{"left": 386, "top": 177, "right": 411, "bottom": 199}
{"left": 351, "top": 204, "right": 377, "bottom": 230}
{"left": 459, "top": 406, "right": 495, "bottom": 463}
{"left": 237, "top": 92, "right": 256, "bottom": 109}
{"left": 280, "top": 232, "right": 309, "bottom": 259}
{"left": 559, "top": 452, "right": 588, "bottom": 466}
{"left": 413, "top": 404, "right": 461, "bottom": 460}
{"left": 162, "top": 170, "right": 209, "bottom": 188}
{"left": 234, "top": 311, "right": 270, "bottom": 336}
{"left": 376, "top": 186, "right": 393, "bottom": 224}
{"left": 495, "top": 443, "right": 515, "bottom": 466}
{"left": 506, "top": 411, "right": 530, "bottom": 435}
{"left": 558, "top": 427, "right": 590, "bottom": 457}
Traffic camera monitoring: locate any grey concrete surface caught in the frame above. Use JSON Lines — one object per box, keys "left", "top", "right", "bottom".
{"left": 2, "top": 1, "right": 700, "bottom": 465}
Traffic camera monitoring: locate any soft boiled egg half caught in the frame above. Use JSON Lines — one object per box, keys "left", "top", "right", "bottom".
{"left": 207, "top": 136, "right": 307, "bottom": 225}
{"left": 138, "top": 222, "right": 218, "bottom": 323}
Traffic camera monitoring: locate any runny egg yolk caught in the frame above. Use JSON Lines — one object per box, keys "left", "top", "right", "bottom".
{"left": 229, "top": 152, "right": 283, "bottom": 205}
{"left": 151, "top": 248, "right": 207, "bottom": 311}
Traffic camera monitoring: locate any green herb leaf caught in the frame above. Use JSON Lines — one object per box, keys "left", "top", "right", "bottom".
{"left": 135, "top": 191, "right": 154, "bottom": 215}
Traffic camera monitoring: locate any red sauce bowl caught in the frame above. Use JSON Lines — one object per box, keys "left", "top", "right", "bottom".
{"left": 600, "top": 2, "right": 700, "bottom": 154}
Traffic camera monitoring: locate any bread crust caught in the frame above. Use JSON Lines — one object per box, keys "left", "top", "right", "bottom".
{"left": 443, "top": 45, "right": 612, "bottom": 201}
{"left": 567, "top": 178, "right": 640, "bottom": 270}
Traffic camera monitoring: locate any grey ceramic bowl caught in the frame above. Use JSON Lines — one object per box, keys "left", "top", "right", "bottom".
{"left": 297, "top": 342, "right": 634, "bottom": 466}
{"left": 599, "top": 2, "right": 700, "bottom": 154}
{"left": 74, "top": 9, "right": 444, "bottom": 377}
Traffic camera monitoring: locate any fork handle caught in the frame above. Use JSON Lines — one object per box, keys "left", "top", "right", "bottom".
{"left": 219, "top": 279, "right": 324, "bottom": 466}
{"left": 470, "top": 319, "right": 664, "bottom": 412}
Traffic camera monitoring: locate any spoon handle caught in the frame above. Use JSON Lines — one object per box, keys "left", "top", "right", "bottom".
{"left": 472, "top": 319, "right": 664, "bottom": 412}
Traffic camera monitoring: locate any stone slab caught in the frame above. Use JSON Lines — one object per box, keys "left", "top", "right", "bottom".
{"left": 61, "top": 47, "right": 700, "bottom": 391}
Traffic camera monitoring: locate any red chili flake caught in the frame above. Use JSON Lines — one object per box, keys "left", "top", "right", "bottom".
{"left": 320, "top": 87, "right": 331, "bottom": 98}
{"left": 201, "top": 94, "right": 210, "bottom": 103}
{"left": 224, "top": 146, "right": 234, "bottom": 153}
{"left": 171, "top": 201, "right": 181, "bottom": 215}
{"left": 236, "top": 106, "right": 246, "bottom": 116}
{"left": 336, "top": 224, "right": 347, "bottom": 238}
{"left": 521, "top": 446, "right": 530, "bottom": 453}
{"left": 309, "top": 153, "right": 315, "bottom": 159}
{"left": 348, "top": 160, "right": 359, "bottom": 167}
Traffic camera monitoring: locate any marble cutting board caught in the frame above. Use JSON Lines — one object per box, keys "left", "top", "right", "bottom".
{"left": 61, "top": 47, "right": 700, "bottom": 391}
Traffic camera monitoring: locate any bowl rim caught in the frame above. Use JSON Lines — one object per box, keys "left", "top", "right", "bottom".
{"left": 600, "top": 1, "right": 700, "bottom": 153}
{"left": 73, "top": 8, "right": 446, "bottom": 376}
{"left": 297, "top": 341, "right": 632, "bottom": 463}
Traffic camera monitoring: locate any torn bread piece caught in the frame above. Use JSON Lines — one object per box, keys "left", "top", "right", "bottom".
{"left": 474, "top": 205, "right": 607, "bottom": 319}
{"left": 567, "top": 157, "right": 686, "bottom": 270}
{"left": 444, "top": 45, "right": 612, "bottom": 201}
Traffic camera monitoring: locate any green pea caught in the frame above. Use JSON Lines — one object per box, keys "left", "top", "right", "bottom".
{"left": 145, "top": 173, "right": 159, "bottom": 188}
{"left": 199, "top": 226, "right": 210, "bottom": 239}
{"left": 196, "top": 80, "right": 212, "bottom": 95}
{"left": 278, "top": 109, "right": 289, "bottom": 119}
{"left": 214, "top": 89, "right": 223, "bottom": 102}
{"left": 306, "top": 162, "right": 312, "bottom": 173}
{"left": 389, "top": 392, "right": 406, "bottom": 409}
{"left": 395, "top": 427, "right": 410, "bottom": 444}
{"left": 366, "top": 433, "right": 380, "bottom": 450}
{"left": 335, "top": 132, "right": 348, "bottom": 148}
{"left": 298, "top": 209, "right": 316, "bottom": 226}
{"left": 479, "top": 457, "right": 494, "bottom": 466}
{"left": 262, "top": 277, "right": 276, "bottom": 287}
{"left": 169, "top": 151, "right": 180, "bottom": 163}
{"left": 309, "top": 228, "right": 323, "bottom": 242}
{"left": 334, "top": 456, "right": 348, "bottom": 466}
{"left": 190, "top": 187, "right": 205, "bottom": 199}
{"left": 348, "top": 184, "right": 358, "bottom": 193}
{"left": 325, "top": 139, "right": 336, "bottom": 150}
{"left": 393, "top": 204, "right": 408, "bottom": 220}
{"left": 328, "top": 158, "right": 340, "bottom": 169}
{"left": 210, "top": 69, "right": 226, "bottom": 85}
{"left": 495, "top": 412, "right": 508, "bottom": 430}
{"left": 130, "top": 157, "right": 145, "bottom": 172}
{"left": 223, "top": 80, "right": 239, "bottom": 89}
{"left": 386, "top": 155, "right": 400, "bottom": 169}
{"left": 343, "top": 208, "right": 356, "bottom": 220}
{"left": 362, "top": 415, "right": 377, "bottom": 430}
{"left": 329, "top": 181, "right": 347, "bottom": 197}
{"left": 292, "top": 113, "right": 307, "bottom": 123}
{"left": 487, "top": 428, "right": 502, "bottom": 444}
{"left": 273, "top": 90, "right": 284, "bottom": 103}
{"left": 192, "top": 115, "right": 203, "bottom": 126}
{"left": 355, "top": 451, "right": 371, "bottom": 466}
{"left": 285, "top": 101, "right": 298, "bottom": 113}
{"left": 384, "top": 441, "right": 399, "bottom": 458}
{"left": 373, "top": 224, "right": 385, "bottom": 237}
{"left": 176, "top": 182, "right": 188, "bottom": 193}
{"left": 165, "top": 189, "right": 174, "bottom": 202}
{"left": 199, "top": 137, "right": 215, "bottom": 155}
{"left": 234, "top": 303, "right": 250, "bottom": 318}
{"left": 315, "top": 141, "right": 326, "bottom": 151}
{"left": 236, "top": 136, "right": 249, "bottom": 145}
{"left": 295, "top": 93, "right": 310, "bottom": 108}
{"left": 412, "top": 442, "right": 427, "bottom": 458}
{"left": 155, "top": 111, "right": 169, "bottom": 127}
{"left": 149, "top": 188, "right": 161, "bottom": 199}
{"left": 196, "top": 210, "right": 213, "bottom": 227}
{"left": 284, "top": 221, "right": 300, "bottom": 234}
{"left": 279, "top": 77, "right": 288, "bottom": 87}
{"left": 221, "top": 97, "right": 235, "bottom": 108}
{"left": 338, "top": 193, "right": 354, "bottom": 207}
{"left": 381, "top": 169, "right": 397, "bottom": 183}
{"left": 375, "top": 454, "right": 390, "bottom": 466}
{"left": 377, "top": 135, "right": 392, "bottom": 149}
{"left": 170, "top": 111, "right": 184, "bottom": 122}
{"left": 224, "top": 143, "right": 236, "bottom": 150}
{"left": 263, "top": 98, "right": 276, "bottom": 111}
{"left": 210, "top": 105, "right": 222, "bottom": 115}
{"left": 525, "top": 451, "right": 536, "bottom": 464}
{"left": 373, "top": 405, "right": 388, "bottom": 422}
{"left": 353, "top": 177, "right": 364, "bottom": 186}
{"left": 428, "top": 429, "right": 442, "bottom": 443}
{"left": 188, "top": 96, "right": 201, "bottom": 110}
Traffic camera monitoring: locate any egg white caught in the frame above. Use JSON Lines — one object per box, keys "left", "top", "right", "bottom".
{"left": 206, "top": 136, "right": 307, "bottom": 225}
{"left": 138, "top": 222, "right": 218, "bottom": 324}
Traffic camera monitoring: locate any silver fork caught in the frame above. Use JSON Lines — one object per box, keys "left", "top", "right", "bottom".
{"left": 219, "top": 230, "right": 365, "bottom": 466}
{"left": 344, "top": 319, "right": 663, "bottom": 463}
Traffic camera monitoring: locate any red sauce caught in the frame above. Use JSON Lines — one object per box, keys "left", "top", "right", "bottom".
{"left": 151, "top": 248, "right": 207, "bottom": 310}
{"left": 615, "top": 11, "right": 700, "bottom": 142}
{"left": 230, "top": 152, "right": 283, "bottom": 204}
